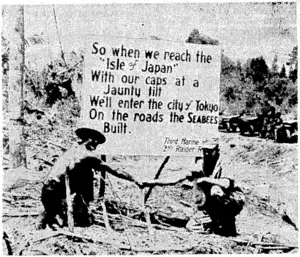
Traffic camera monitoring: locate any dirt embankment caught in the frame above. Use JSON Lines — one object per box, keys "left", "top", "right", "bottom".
{"left": 220, "top": 132, "right": 298, "bottom": 245}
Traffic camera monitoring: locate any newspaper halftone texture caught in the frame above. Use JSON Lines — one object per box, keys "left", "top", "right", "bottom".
{"left": 1, "top": 2, "right": 298, "bottom": 255}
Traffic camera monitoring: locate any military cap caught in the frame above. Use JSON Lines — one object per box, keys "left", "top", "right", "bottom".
{"left": 75, "top": 127, "right": 106, "bottom": 144}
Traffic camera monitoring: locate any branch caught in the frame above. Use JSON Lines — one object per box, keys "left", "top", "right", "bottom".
{"left": 100, "top": 164, "right": 140, "bottom": 185}
{"left": 3, "top": 191, "right": 39, "bottom": 200}
{"left": 23, "top": 100, "right": 52, "bottom": 118}
{"left": 230, "top": 239, "right": 298, "bottom": 249}
{"left": 57, "top": 231, "right": 132, "bottom": 250}
{"left": 3, "top": 231, "right": 13, "bottom": 255}
{"left": 15, "top": 229, "right": 132, "bottom": 254}
{"left": 126, "top": 239, "right": 206, "bottom": 253}
{"left": 2, "top": 212, "right": 40, "bottom": 217}
{"left": 145, "top": 156, "right": 170, "bottom": 202}
{"left": 14, "top": 232, "right": 63, "bottom": 255}
{"left": 24, "top": 103, "right": 45, "bottom": 116}
{"left": 26, "top": 248, "right": 53, "bottom": 256}
{"left": 141, "top": 176, "right": 187, "bottom": 188}
{"left": 94, "top": 210, "right": 183, "bottom": 232}
{"left": 3, "top": 197, "right": 13, "bottom": 203}
{"left": 260, "top": 246, "right": 298, "bottom": 251}
{"left": 65, "top": 171, "right": 74, "bottom": 232}
{"left": 100, "top": 200, "right": 113, "bottom": 233}
{"left": 47, "top": 140, "right": 67, "bottom": 151}
{"left": 56, "top": 62, "right": 80, "bottom": 76}
{"left": 179, "top": 200, "right": 193, "bottom": 207}
{"left": 34, "top": 156, "right": 54, "bottom": 166}
{"left": 57, "top": 231, "right": 198, "bottom": 252}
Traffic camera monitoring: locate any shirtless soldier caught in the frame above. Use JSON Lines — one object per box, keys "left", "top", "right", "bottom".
{"left": 37, "top": 127, "right": 138, "bottom": 229}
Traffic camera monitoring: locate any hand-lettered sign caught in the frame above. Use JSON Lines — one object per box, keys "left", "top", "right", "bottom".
{"left": 81, "top": 36, "right": 220, "bottom": 155}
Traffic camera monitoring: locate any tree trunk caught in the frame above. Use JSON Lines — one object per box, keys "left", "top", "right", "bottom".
{"left": 6, "top": 5, "right": 27, "bottom": 168}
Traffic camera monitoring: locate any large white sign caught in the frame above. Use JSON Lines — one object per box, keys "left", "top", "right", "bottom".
{"left": 81, "top": 36, "right": 220, "bottom": 156}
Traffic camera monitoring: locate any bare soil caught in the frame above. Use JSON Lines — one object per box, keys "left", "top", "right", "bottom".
{"left": 2, "top": 115, "right": 298, "bottom": 255}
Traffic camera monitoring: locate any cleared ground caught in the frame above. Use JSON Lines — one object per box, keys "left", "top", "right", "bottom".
{"left": 2, "top": 126, "right": 298, "bottom": 254}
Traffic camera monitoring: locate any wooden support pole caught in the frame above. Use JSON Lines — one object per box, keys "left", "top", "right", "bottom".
{"left": 100, "top": 200, "right": 113, "bottom": 233}
{"left": 144, "top": 206, "right": 153, "bottom": 235}
{"left": 64, "top": 172, "right": 74, "bottom": 232}
{"left": 192, "top": 179, "right": 198, "bottom": 214}
{"left": 99, "top": 155, "right": 107, "bottom": 199}
{"left": 140, "top": 188, "right": 153, "bottom": 235}
{"left": 145, "top": 156, "right": 170, "bottom": 203}
{"left": 98, "top": 155, "right": 113, "bottom": 232}
{"left": 52, "top": 6, "right": 68, "bottom": 67}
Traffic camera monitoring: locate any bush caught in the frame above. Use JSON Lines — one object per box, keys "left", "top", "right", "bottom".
{"left": 220, "top": 54, "right": 297, "bottom": 117}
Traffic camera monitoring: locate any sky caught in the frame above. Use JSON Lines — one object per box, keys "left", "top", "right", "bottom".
{"left": 2, "top": 1, "right": 298, "bottom": 69}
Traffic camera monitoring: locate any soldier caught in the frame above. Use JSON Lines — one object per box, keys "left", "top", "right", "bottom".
{"left": 192, "top": 176, "right": 245, "bottom": 236}
{"left": 261, "top": 100, "right": 275, "bottom": 118}
{"left": 274, "top": 112, "right": 286, "bottom": 143}
{"left": 194, "top": 144, "right": 221, "bottom": 177}
{"left": 267, "top": 114, "right": 276, "bottom": 139}
{"left": 138, "top": 172, "right": 244, "bottom": 236}
{"left": 137, "top": 146, "right": 245, "bottom": 236}
{"left": 260, "top": 101, "right": 276, "bottom": 139}
{"left": 186, "top": 147, "right": 244, "bottom": 236}
{"left": 37, "top": 127, "right": 106, "bottom": 229}
{"left": 38, "top": 127, "right": 138, "bottom": 230}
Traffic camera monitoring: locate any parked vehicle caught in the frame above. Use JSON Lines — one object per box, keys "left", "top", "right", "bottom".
{"left": 219, "top": 115, "right": 240, "bottom": 132}
{"left": 239, "top": 116, "right": 260, "bottom": 136}
{"left": 283, "top": 120, "right": 298, "bottom": 143}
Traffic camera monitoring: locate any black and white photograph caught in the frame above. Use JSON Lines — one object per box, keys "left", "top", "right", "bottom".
{"left": 1, "top": 0, "right": 298, "bottom": 255}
